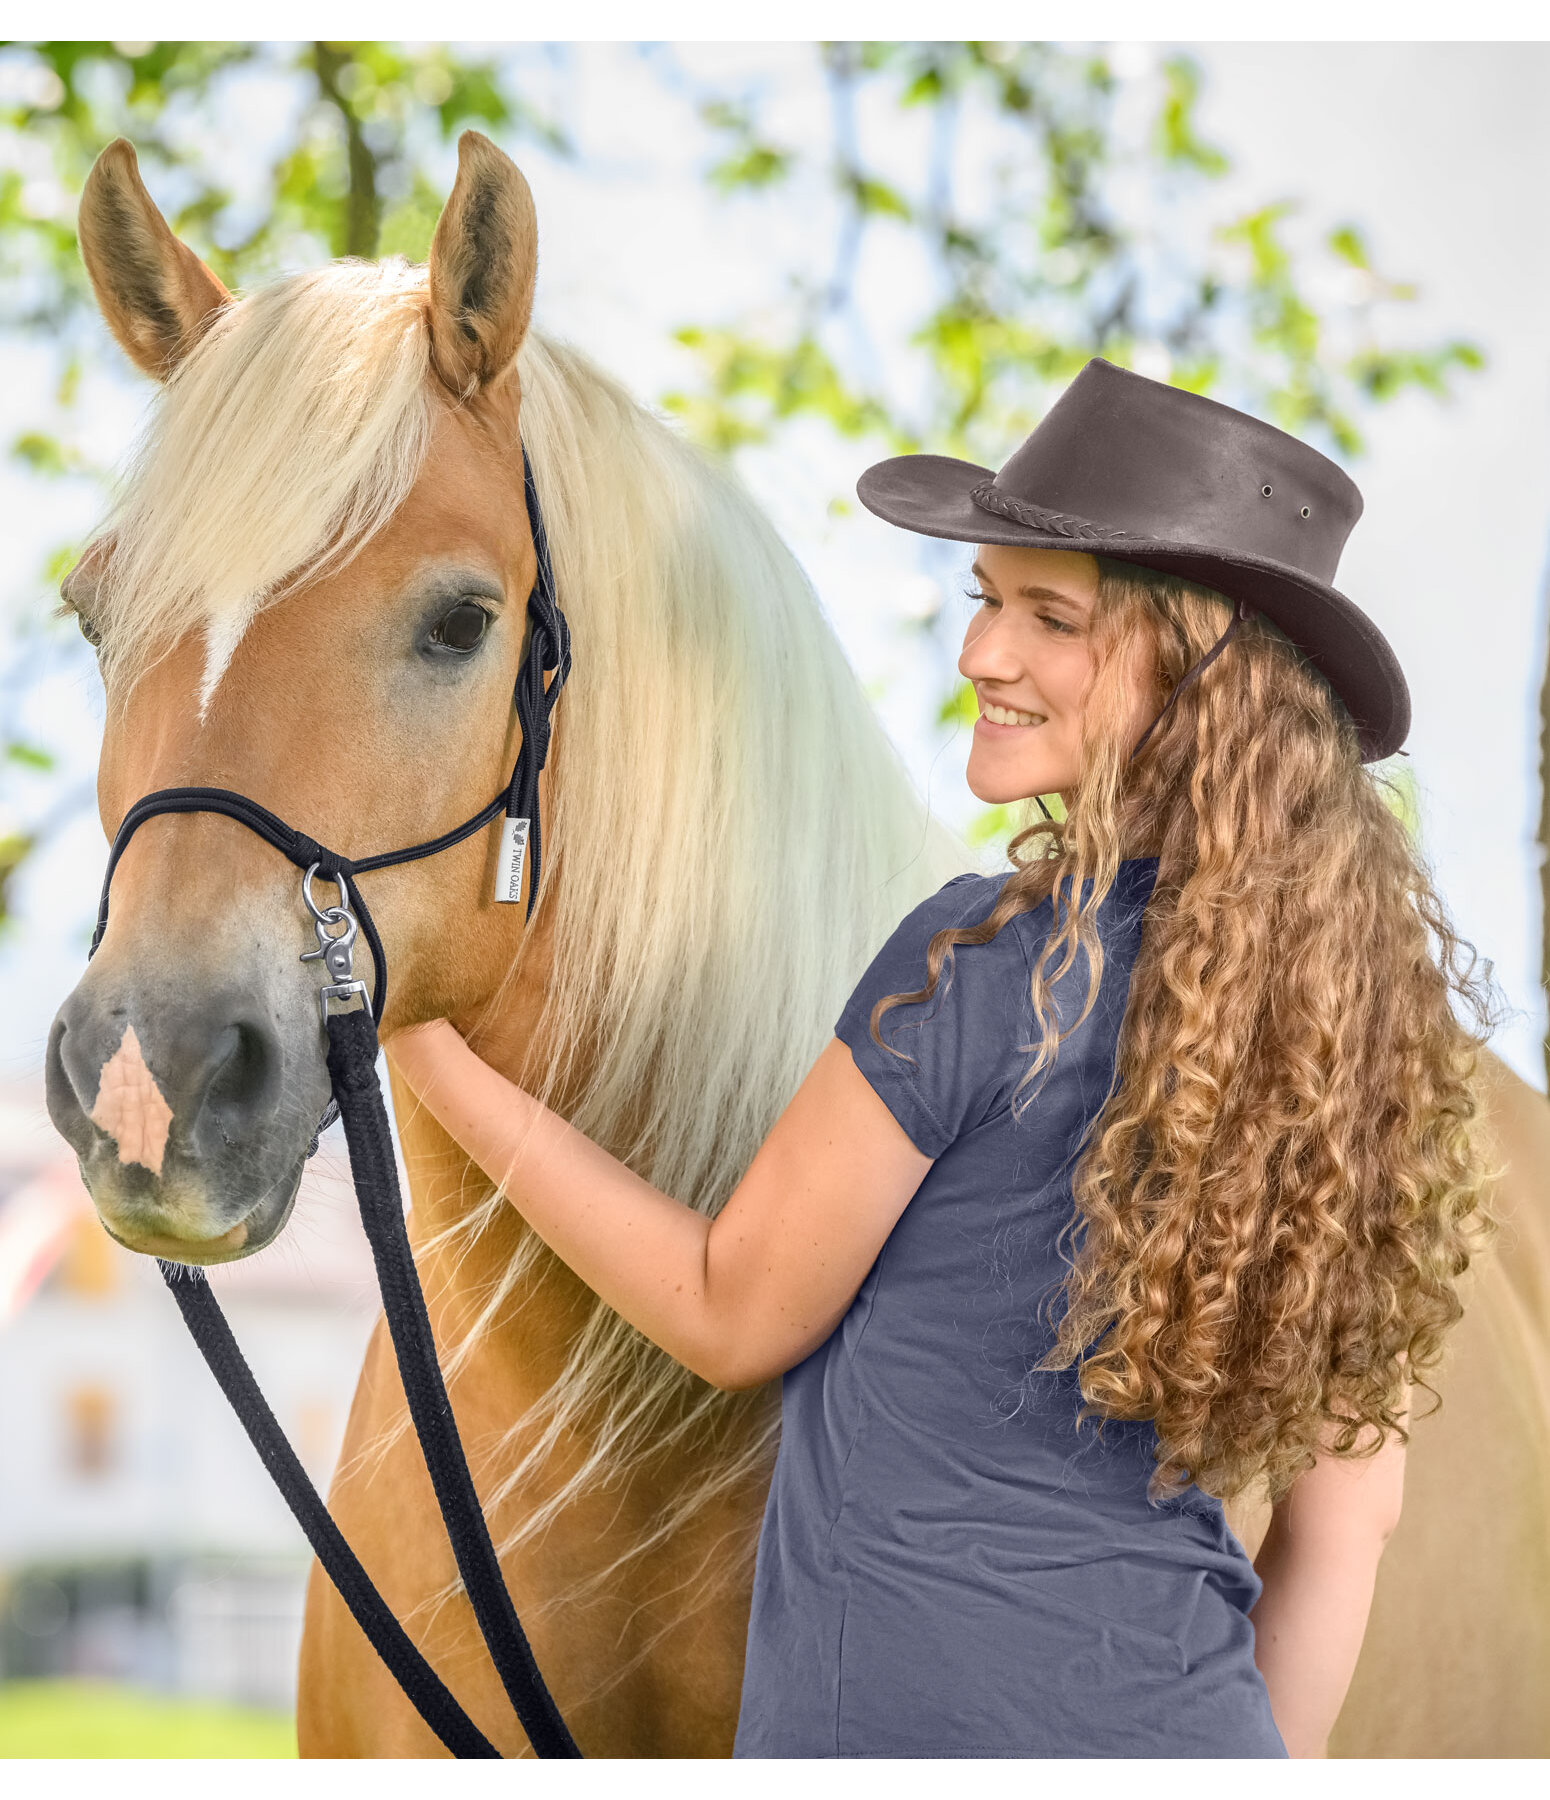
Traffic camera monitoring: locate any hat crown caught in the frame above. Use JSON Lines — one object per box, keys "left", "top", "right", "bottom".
{"left": 993, "top": 358, "right": 1362, "bottom": 583}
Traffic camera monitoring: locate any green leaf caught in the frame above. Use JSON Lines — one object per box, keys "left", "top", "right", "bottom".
{"left": 11, "top": 432, "right": 80, "bottom": 477}
{"left": 42, "top": 543, "right": 80, "bottom": 586}
{"left": 1155, "top": 56, "right": 1231, "bottom": 177}
{"left": 966, "top": 803, "right": 1017, "bottom": 847}
{"left": 6, "top": 741, "right": 57, "bottom": 772}
{"left": 708, "top": 146, "right": 791, "bottom": 192}
{"left": 1377, "top": 761, "right": 1422, "bottom": 839}
{"left": 376, "top": 172, "right": 442, "bottom": 263}
{"left": 1329, "top": 224, "right": 1370, "bottom": 269}
{"left": 844, "top": 173, "right": 912, "bottom": 221}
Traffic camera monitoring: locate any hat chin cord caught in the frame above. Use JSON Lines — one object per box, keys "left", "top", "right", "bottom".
{"left": 1127, "top": 595, "right": 1251, "bottom": 763}
{"left": 1030, "top": 596, "right": 1250, "bottom": 823}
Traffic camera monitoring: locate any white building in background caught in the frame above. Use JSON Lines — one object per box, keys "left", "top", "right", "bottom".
{"left": 0, "top": 1074, "right": 382, "bottom": 1708}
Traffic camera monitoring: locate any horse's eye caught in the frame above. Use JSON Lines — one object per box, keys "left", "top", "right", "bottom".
{"left": 58, "top": 557, "right": 104, "bottom": 649}
{"left": 431, "top": 600, "right": 492, "bottom": 653}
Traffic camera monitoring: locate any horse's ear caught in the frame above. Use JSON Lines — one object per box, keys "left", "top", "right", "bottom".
{"left": 426, "top": 130, "right": 538, "bottom": 400}
{"left": 76, "top": 138, "right": 230, "bottom": 382}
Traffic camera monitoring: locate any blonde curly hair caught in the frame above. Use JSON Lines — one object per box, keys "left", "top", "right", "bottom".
{"left": 871, "top": 556, "right": 1499, "bottom": 1506}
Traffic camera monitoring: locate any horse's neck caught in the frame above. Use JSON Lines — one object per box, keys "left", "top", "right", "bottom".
{"left": 384, "top": 900, "right": 610, "bottom": 1398}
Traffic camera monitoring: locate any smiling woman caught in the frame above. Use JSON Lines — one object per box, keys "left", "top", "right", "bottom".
{"left": 380, "top": 358, "right": 1506, "bottom": 1758}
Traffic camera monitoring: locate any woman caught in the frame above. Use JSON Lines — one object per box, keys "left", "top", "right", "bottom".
{"left": 387, "top": 358, "right": 1495, "bottom": 1758}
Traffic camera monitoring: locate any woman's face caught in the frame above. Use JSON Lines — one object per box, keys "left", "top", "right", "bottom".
{"left": 958, "top": 542, "right": 1157, "bottom": 808}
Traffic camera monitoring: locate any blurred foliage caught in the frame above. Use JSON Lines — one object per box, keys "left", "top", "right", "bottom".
{"left": 1380, "top": 763, "right": 1423, "bottom": 839}
{"left": 0, "top": 39, "right": 1485, "bottom": 920}
{"left": 654, "top": 41, "right": 1483, "bottom": 845}
{"left": 1, "top": 41, "right": 565, "bottom": 306}
{"left": 663, "top": 42, "right": 1482, "bottom": 461}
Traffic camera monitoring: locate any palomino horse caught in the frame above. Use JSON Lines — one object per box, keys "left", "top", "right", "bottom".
{"left": 47, "top": 131, "right": 1550, "bottom": 1757}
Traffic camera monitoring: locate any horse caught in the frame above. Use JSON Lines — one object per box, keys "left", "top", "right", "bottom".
{"left": 1335, "top": 1051, "right": 1550, "bottom": 1755}
{"left": 46, "top": 130, "right": 1550, "bottom": 1757}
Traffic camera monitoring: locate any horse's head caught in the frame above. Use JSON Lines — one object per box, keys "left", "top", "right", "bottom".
{"left": 46, "top": 132, "right": 550, "bottom": 1264}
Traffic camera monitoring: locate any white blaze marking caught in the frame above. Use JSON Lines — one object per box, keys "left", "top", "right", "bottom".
{"left": 89, "top": 1022, "right": 174, "bottom": 1178}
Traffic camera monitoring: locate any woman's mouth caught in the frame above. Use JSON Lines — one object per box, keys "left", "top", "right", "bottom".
{"left": 976, "top": 699, "right": 1048, "bottom": 734}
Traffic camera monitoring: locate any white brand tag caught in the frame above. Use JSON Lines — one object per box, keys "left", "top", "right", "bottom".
{"left": 495, "top": 815, "right": 531, "bottom": 904}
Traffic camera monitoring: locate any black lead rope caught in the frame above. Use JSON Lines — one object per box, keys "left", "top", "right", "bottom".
{"left": 161, "top": 1255, "right": 502, "bottom": 1758}
{"left": 87, "top": 445, "right": 580, "bottom": 1758}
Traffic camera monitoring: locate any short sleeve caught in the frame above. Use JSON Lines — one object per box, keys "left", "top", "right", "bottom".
{"left": 834, "top": 873, "right": 1033, "bottom": 1159}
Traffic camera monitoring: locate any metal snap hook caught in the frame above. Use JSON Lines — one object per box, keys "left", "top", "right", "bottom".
{"left": 300, "top": 905, "right": 357, "bottom": 977}
{"left": 299, "top": 860, "right": 369, "bottom": 1026}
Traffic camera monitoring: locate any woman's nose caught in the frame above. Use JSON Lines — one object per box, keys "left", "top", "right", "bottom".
{"left": 959, "top": 617, "right": 1021, "bottom": 680}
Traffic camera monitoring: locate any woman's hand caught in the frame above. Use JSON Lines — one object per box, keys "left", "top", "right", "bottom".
{"left": 382, "top": 1019, "right": 481, "bottom": 1141}
{"left": 382, "top": 1015, "right": 460, "bottom": 1072}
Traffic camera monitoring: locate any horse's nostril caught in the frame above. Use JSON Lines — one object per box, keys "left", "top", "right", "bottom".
{"left": 209, "top": 1018, "right": 265, "bottom": 1102}
{"left": 47, "top": 1003, "right": 123, "bottom": 1133}
{"left": 44, "top": 1010, "right": 99, "bottom": 1157}
{"left": 195, "top": 1014, "right": 283, "bottom": 1147}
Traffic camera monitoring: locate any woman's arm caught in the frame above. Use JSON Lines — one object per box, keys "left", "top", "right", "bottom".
{"left": 1247, "top": 1391, "right": 1410, "bottom": 1757}
{"left": 383, "top": 1020, "right": 933, "bottom": 1389}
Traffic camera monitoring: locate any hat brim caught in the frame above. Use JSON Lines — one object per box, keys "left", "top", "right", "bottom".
{"left": 857, "top": 454, "right": 1409, "bottom": 764}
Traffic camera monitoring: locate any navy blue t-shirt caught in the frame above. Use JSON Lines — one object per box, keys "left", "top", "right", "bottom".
{"left": 732, "top": 861, "right": 1287, "bottom": 1758}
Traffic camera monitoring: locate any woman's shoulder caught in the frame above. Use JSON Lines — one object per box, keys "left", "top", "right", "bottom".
{"left": 931, "top": 857, "right": 1161, "bottom": 944}
{"left": 835, "top": 860, "right": 1161, "bottom": 1156}
{"left": 913, "top": 869, "right": 1030, "bottom": 959}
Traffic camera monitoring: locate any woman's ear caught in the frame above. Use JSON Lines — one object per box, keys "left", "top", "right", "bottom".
{"left": 76, "top": 138, "right": 230, "bottom": 381}
{"left": 425, "top": 130, "right": 538, "bottom": 401}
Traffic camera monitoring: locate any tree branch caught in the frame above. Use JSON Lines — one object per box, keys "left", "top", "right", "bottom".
{"left": 312, "top": 42, "right": 381, "bottom": 259}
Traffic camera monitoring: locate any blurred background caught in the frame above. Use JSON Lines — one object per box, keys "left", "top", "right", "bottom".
{"left": 0, "top": 37, "right": 1545, "bottom": 1757}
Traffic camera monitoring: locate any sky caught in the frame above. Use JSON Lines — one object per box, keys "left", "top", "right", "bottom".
{"left": 1, "top": 39, "right": 1547, "bottom": 1093}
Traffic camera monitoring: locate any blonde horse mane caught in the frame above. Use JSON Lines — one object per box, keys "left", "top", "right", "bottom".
{"left": 409, "top": 332, "right": 974, "bottom": 1695}
{"left": 96, "top": 256, "right": 978, "bottom": 1703}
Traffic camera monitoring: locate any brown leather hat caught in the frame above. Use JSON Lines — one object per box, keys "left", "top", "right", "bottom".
{"left": 857, "top": 356, "right": 1409, "bottom": 762}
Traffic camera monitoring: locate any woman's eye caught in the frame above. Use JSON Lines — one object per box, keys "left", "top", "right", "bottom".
{"left": 963, "top": 586, "right": 999, "bottom": 611}
{"left": 430, "top": 600, "right": 492, "bottom": 653}
{"left": 76, "top": 612, "right": 103, "bottom": 648}
{"left": 1041, "top": 613, "right": 1076, "bottom": 636}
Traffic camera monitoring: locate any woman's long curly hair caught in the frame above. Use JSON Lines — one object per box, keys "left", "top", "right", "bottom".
{"left": 870, "top": 555, "right": 1500, "bottom": 1506}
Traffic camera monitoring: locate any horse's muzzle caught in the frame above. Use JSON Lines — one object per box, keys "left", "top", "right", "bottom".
{"left": 43, "top": 973, "right": 323, "bottom": 1261}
